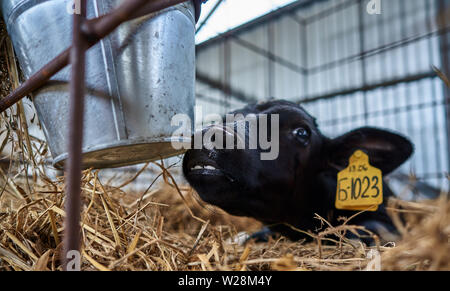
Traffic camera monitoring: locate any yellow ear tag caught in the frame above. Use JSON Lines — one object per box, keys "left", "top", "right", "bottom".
{"left": 335, "top": 150, "right": 383, "bottom": 212}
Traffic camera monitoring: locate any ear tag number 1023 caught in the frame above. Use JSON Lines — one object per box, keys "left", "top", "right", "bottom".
{"left": 335, "top": 150, "right": 383, "bottom": 212}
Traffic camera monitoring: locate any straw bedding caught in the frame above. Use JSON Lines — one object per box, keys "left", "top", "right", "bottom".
{"left": 0, "top": 19, "right": 449, "bottom": 271}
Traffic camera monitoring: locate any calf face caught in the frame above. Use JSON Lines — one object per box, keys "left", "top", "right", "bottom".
{"left": 182, "top": 100, "right": 413, "bottom": 241}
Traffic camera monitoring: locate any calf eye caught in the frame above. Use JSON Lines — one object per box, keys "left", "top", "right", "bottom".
{"left": 293, "top": 127, "right": 310, "bottom": 146}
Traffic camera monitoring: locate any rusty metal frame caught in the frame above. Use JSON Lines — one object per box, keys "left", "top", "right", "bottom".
{"left": 0, "top": 0, "right": 190, "bottom": 270}
{"left": 62, "top": 0, "right": 87, "bottom": 271}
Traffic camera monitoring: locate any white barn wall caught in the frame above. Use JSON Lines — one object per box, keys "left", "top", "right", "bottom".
{"left": 195, "top": 0, "right": 450, "bottom": 193}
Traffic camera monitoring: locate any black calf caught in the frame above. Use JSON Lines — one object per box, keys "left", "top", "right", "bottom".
{"left": 183, "top": 100, "right": 413, "bottom": 244}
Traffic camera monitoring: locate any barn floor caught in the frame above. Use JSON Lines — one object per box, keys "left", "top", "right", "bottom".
{"left": 0, "top": 166, "right": 449, "bottom": 271}
{"left": 0, "top": 19, "right": 449, "bottom": 271}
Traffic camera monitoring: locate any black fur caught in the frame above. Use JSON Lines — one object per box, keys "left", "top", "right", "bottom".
{"left": 183, "top": 100, "right": 413, "bottom": 243}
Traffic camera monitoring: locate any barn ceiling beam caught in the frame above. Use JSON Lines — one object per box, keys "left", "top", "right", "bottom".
{"left": 196, "top": 0, "right": 224, "bottom": 35}
{"left": 297, "top": 71, "right": 438, "bottom": 104}
{"left": 196, "top": 0, "right": 317, "bottom": 50}
{"left": 230, "top": 35, "right": 307, "bottom": 76}
{"left": 196, "top": 71, "right": 258, "bottom": 104}
{"left": 196, "top": 92, "right": 231, "bottom": 107}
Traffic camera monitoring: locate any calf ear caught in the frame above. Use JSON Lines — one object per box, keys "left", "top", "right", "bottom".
{"left": 327, "top": 127, "right": 414, "bottom": 175}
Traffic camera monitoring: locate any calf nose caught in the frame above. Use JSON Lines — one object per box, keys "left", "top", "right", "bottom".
{"left": 193, "top": 124, "right": 240, "bottom": 150}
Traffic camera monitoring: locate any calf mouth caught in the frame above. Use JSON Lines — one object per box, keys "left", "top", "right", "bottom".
{"left": 187, "top": 160, "right": 223, "bottom": 177}
{"left": 183, "top": 150, "right": 235, "bottom": 182}
{"left": 183, "top": 149, "right": 245, "bottom": 215}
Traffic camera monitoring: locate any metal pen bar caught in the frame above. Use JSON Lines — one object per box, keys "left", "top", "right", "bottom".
{"left": 267, "top": 21, "right": 275, "bottom": 98}
{"left": 427, "top": 0, "right": 443, "bottom": 183}
{"left": 358, "top": 0, "right": 368, "bottom": 125}
{"left": 307, "top": 26, "right": 450, "bottom": 75}
{"left": 223, "top": 37, "right": 231, "bottom": 114}
{"left": 321, "top": 97, "right": 448, "bottom": 127}
{"left": 196, "top": 70, "right": 258, "bottom": 103}
{"left": 54, "top": 0, "right": 189, "bottom": 270}
{"left": 438, "top": 0, "right": 450, "bottom": 173}
{"left": 63, "top": 0, "right": 87, "bottom": 271}
{"left": 298, "top": 71, "right": 437, "bottom": 104}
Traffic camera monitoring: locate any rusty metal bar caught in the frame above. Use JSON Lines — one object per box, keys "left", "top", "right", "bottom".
{"left": 53, "top": 0, "right": 189, "bottom": 270}
{"left": 63, "top": 0, "right": 87, "bottom": 271}
{"left": 0, "top": 0, "right": 189, "bottom": 114}
{"left": 0, "top": 48, "right": 70, "bottom": 114}
{"left": 230, "top": 35, "right": 307, "bottom": 75}
{"left": 196, "top": 92, "right": 231, "bottom": 107}
{"left": 83, "top": 0, "right": 187, "bottom": 41}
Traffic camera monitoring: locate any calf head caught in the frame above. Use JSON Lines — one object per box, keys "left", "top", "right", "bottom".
{"left": 183, "top": 100, "right": 413, "bottom": 228}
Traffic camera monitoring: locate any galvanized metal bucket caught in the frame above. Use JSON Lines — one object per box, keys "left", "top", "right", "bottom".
{"left": 1, "top": 0, "right": 196, "bottom": 169}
